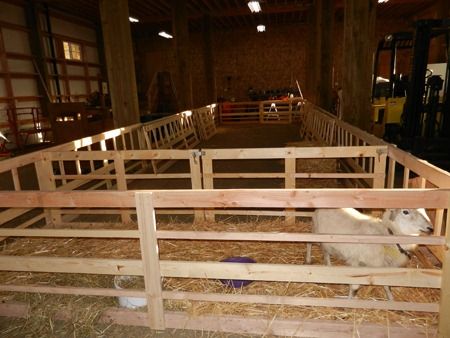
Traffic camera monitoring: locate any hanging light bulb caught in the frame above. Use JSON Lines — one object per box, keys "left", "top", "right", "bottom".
{"left": 158, "top": 31, "right": 173, "bottom": 39}
{"left": 247, "top": 1, "right": 262, "bottom": 13}
{"left": 257, "top": 25, "right": 266, "bottom": 33}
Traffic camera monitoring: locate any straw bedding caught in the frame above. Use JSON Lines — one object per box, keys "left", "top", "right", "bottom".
{"left": 0, "top": 217, "right": 440, "bottom": 336}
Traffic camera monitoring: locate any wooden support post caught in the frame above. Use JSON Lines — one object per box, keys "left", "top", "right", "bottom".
{"left": 24, "top": 0, "right": 51, "bottom": 106}
{"left": 189, "top": 150, "right": 205, "bottom": 222}
{"left": 202, "top": 15, "right": 216, "bottom": 105}
{"left": 114, "top": 153, "right": 131, "bottom": 223}
{"left": 99, "top": 0, "right": 140, "bottom": 128}
{"left": 171, "top": 0, "right": 193, "bottom": 110}
{"left": 259, "top": 102, "right": 264, "bottom": 123}
{"left": 135, "top": 192, "right": 165, "bottom": 330}
{"left": 342, "top": 0, "right": 377, "bottom": 131}
{"left": 316, "top": 0, "right": 334, "bottom": 111}
{"left": 285, "top": 156, "right": 296, "bottom": 225}
{"left": 438, "top": 199, "right": 450, "bottom": 337}
{"left": 402, "top": 168, "right": 410, "bottom": 188}
{"left": 306, "top": 4, "right": 318, "bottom": 104}
{"left": 35, "top": 155, "right": 60, "bottom": 224}
{"left": 201, "top": 151, "right": 215, "bottom": 222}
{"left": 372, "top": 148, "right": 387, "bottom": 188}
{"left": 387, "top": 157, "right": 396, "bottom": 188}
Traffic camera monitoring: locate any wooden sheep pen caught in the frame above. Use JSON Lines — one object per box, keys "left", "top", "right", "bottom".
{"left": 0, "top": 98, "right": 449, "bottom": 337}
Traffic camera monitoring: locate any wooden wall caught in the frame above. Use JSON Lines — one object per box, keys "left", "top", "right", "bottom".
{"left": 0, "top": 0, "right": 101, "bottom": 146}
{"left": 135, "top": 24, "right": 308, "bottom": 109}
{"left": 135, "top": 15, "right": 436, "bottom": 110}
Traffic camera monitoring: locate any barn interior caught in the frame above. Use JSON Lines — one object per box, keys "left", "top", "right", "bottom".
{"left": 1, "top": 1, "right": 450, "bottom": 337}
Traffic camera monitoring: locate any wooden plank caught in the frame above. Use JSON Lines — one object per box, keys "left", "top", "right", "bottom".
{"left": 160, "top": 261, "right": 440, "bottom": 288}
{"left": 0, "top": 229, "right": 139, "bottom": 238}
{"left": 0, "top": 208, "right": 31, "bottom": 224}
{"left": 135, "top": 192, "right": 165, "bottom": 329}
{"left": 114, "top": 153, "right": 130, "bottom": 223}
{"left": 285, "top": 157, "right": 296, "bottom": 224}
{"left": 154, "top": 231, "right": 444, "bottom": 246}
{"left": 373, "top": 148, "right": 387, "bottom": 188}
{"left": 162, "top": 290, "right": 438, "bottom": 312}
{"left": 209, "top": 172, "right": 380, "bottom": 179}
{"left": 0, "top": 190, "right": 136, "bottom": 208}
{"left": 0, "top": 284, "right": 145, "bottom": 298}
{"left": 100, "top": 309, "right": 438, "bottom": 337}
{"left": 150, "top": 189, "right": 449, "bottom": 209}
{"left": 99, "top": 0, "right": 140, "bottom": 127}
{"left": 403, "top": 168, "right": 410, "bottom": 188}
{"left": 387, "top": 158, "right": 396, "bottom": 188}
{"left": 438, "top": 209, "right": 450, "bottom": 337}
{"left": 202, "top": 146, "right": 385, "bottom": 160}
{"left": 0, "top": 189, "right": 448, "bottom": 209}
{"left": 388, "top": 146, "right": 450, "bottom": 188}
{"left": 201, "top": 151, "right": 215, "bottom": 222}
{"left": 0, "top": 256, "right": 439, "bottom": 288}
{"left": 189, "top": 150, "right": 205, "bottom": 222}
{"left": 0, "top": 213, "right": 45, "bottom": 242}
{"left": 0, "top": 256, "right": 143, "bottom": 275}
{"left": 0, "top": 301, "right": 435, "bottom": 337}
{"left": 47, "top": 148, "right": 194, "bottom": 162}
{"left": 34, "top": 156, "right": 60, "bottom": 224}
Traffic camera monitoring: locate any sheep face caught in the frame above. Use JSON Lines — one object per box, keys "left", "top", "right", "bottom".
{"left": 384, "top": 208, "right": 433, "bottom": 235}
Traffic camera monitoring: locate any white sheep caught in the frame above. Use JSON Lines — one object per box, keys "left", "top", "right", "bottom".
{"left": 305, "top": 208, "right": 433, "bottom": 299}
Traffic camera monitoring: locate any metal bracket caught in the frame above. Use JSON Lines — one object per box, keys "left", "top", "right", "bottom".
{"left": 192, "top": 150, "right": 205, "bottom": 164}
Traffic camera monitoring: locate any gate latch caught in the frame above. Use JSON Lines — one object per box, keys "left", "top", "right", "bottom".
{"left": 192, "top": 150, "right": 205, "bottom": 164}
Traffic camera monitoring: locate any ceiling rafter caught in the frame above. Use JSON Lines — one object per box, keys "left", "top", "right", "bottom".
{"left": 28, "top": 0, "right": 437, "bottom": 31}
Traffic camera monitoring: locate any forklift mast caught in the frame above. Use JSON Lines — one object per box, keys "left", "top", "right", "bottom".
{"left": 403, "top": 19, "right": 450, "bottom": 140}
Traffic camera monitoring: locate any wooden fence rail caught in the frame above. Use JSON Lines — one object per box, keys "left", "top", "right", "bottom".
{"left": 0, "top": 188, "right": 448, "bottom": 337}
{"left": 219, "top": 98, "right": 303, "bottom": 124}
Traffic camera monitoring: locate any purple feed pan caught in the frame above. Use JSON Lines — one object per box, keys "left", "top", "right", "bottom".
{"left": 219, "top": 256, "right": 256, "bottom": 288}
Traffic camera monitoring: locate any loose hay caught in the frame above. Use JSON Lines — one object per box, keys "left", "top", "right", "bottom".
{"left": 286, "top": 140, "right": 342, "bottom": 188}
{"left": 0, "top": 218, "right": 440, "bottom": 336}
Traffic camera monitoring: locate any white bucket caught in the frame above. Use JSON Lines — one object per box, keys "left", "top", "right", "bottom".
{"left": 113, "top": 275, "right": 147, "bottom": 309}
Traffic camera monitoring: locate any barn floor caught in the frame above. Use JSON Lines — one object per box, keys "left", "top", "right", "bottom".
{"left": 0, "top": 124, "right": 440, "bottom": 337}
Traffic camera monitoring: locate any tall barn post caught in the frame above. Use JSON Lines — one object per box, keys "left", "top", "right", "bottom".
{"left": 341, "top": 0, "right": 377, "bottom": 131}
{"left": 99, "top": 0, "right": 140, "bottom": 128}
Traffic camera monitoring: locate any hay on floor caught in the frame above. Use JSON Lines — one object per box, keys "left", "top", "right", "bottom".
{"left": 0, "top": 218, "right": 440, "bottom": 336}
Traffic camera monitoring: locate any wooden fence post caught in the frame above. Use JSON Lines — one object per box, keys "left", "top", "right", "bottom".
{"left": 202, "top": 150, "right": 215, "bottom": 222}
{"left": 190, "top": 150, "right": 205, "bottom": 222}
{"left": 259, "top": 101, "right": 264, "bottom": 123}
{"left": 438, "top": 198, "right": 450, "bottom": 337}
{"left": 135, "top": 191, "right": 165, "bottom": 330}
{"left": 373, "top": 147, "right": 387, "bottom": 188}
{"left": 35, "top": 152, "right": 60, "bottom": 224}
{"left": 285, "top": 154, "right": 296, "bottom": 225}
{"left": 114, "top": 152, "right": 131, "bottom": 223}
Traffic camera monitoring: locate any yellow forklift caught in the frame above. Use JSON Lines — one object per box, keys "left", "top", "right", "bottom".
{"left": 371, "top": 31, "right": 412, "bottom": 140}
{"left": 372, "top": 19, "right": 450, "bottom": 169}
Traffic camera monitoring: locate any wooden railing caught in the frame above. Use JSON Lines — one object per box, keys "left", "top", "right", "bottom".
{"left": 0, "top": 189, "right": 448, "bottom": 336}
{"left": 219, "top": 97, "right": 303, "bottom": 124}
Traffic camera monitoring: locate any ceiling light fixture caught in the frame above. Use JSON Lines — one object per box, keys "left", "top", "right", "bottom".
{"left": 129, "top": 17, "right": 139, "bottom": 23}
{"left": 247, "top": 1, "right": 262, "bottom": 13}
{"left": 257, "top": 25, "right": 266, "bottom": 32}
{"left": 158, "top": 31, "right": 173, "bottom": 39}
{"left": 378, "top": 0, "right": 389, "bottom": 3}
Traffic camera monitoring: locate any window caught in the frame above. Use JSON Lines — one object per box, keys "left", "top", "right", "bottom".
{"left": 63, "top": 41, "right": 82, "bottom": 61}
